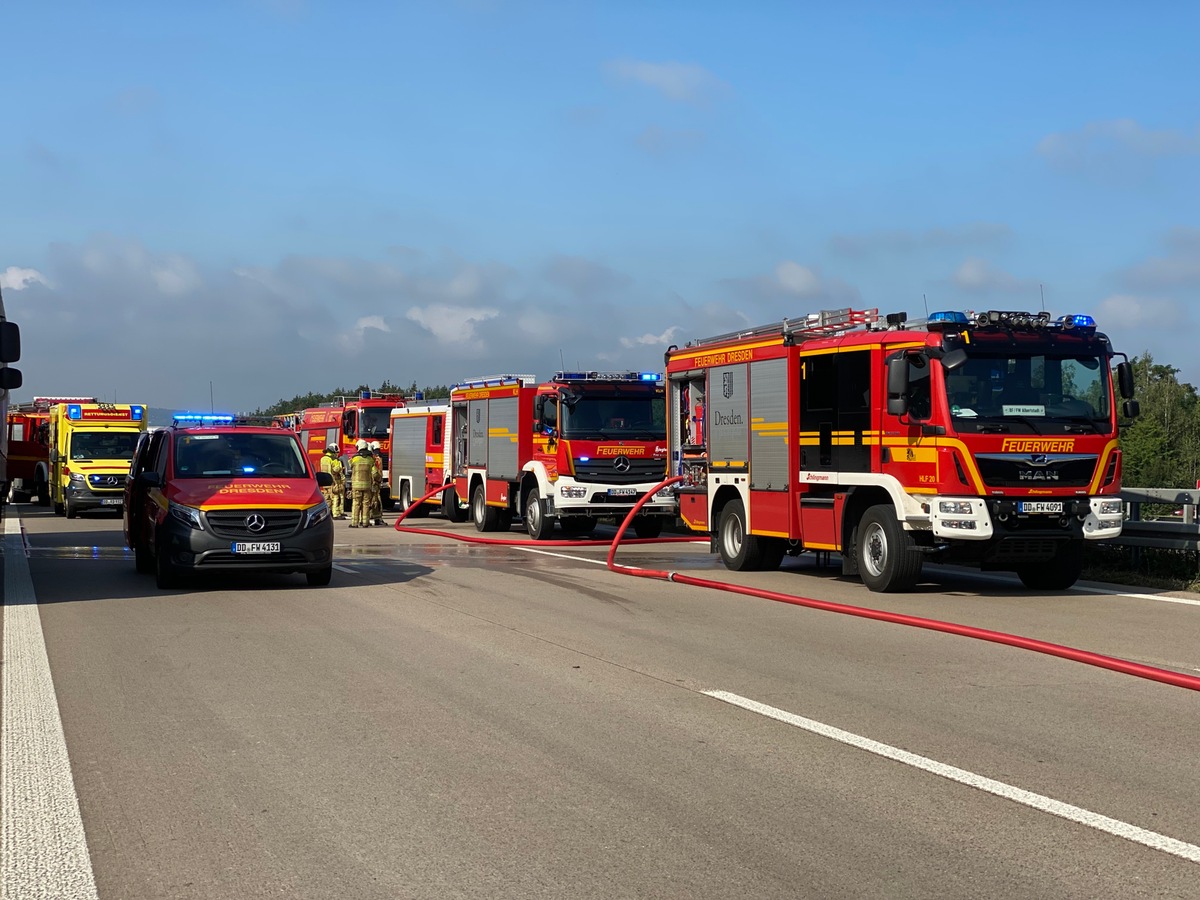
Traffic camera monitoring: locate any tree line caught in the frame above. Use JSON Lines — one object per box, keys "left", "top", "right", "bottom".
{"left": 251, "top": 380, "right": 452, "bottom": 419}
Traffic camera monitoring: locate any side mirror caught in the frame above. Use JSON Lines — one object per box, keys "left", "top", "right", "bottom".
{"left": 534, "top": 395, "right": 545, "bottom": 422}
{"left": 1122, "top": 399, "right": 1140, "bottom": 419}
{"left": 316, "top": 471, "right": 333, "bottom": 487}
{"left": 138, "top": 471, "right": 162, "bottom": 487}
{"left": 0, "top": 322, "right": 20, "bottom": 363}
{"left": 49, "top": 449, "right": 59, "bottom": 462}
{"left": 1116, "top": 361, "right": 1136, "bottom": 399}
{"left": 0, "top": 366, "right": 22, "bottom": 390}
{"left": 886, "top": 355, "right": 909, "bottom": 416}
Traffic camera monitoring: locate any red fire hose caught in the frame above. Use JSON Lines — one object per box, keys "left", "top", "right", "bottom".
{"left": 392, "top": 478, "right": 1200, "bottom": 693}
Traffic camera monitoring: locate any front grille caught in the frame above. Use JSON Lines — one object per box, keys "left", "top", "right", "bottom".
{"left": 975, "top": 454, "right": 1097, "bottom": 488}
{"left": 199, "top": 549, "right": 310, "bottom": 566}
{"left": 573, "top": 457, "right": 666, "bottom": 485}
{"left": 87, "top": 474, "right": 124, "bottom": 491}
{"left": 204, "top": 509, "right": 304, "bottom": 538}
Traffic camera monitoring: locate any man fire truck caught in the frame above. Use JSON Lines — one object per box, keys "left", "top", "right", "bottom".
{"left": 446, "top": 371, "right": 674, "bottom": 539}
{"left": 665, "top": 307, "right": 1138, "bottom": 592}
{"left": 48, "top": 400, "right": 148, "bottom": 518}
{"left": 389, "top": 401, "right": 453, "bottom": 519}
{"left": 297, "top": 390, "right": 406, "bottom": 510}
{"left": 6, "top": 396, "right": 96, "bottom": 504}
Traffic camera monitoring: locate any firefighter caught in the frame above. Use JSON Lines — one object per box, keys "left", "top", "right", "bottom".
{"left": 347, "top": 440, "right": 376, "bottom": 528}
{"left": 369, "top": 440, "right": 386, "bottom": 526}
{"left": 320, "top": 443, "right": 346, "bottom": 519}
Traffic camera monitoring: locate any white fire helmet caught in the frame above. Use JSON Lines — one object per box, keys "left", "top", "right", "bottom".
{"left": 370, "top": 441, "right": 380, "bottom": 451}
{"left": 356, "top": 439, "right": 368, "bottom": 450}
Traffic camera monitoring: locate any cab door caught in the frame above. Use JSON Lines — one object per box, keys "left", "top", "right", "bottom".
{"left": 124, "top": 429, "right": 165, "bottom": 549}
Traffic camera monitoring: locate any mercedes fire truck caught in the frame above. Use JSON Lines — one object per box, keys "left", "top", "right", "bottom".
{"left": 446, "top": 371, "right": 674, "bottom": 538}
{"left": 664, "top": 307, "right": 1138, "bottom": 592}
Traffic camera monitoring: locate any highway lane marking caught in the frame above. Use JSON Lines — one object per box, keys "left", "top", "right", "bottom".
{"left": 517, "top": 547, "right": 611, "bottom": 566}
{"left": 704, "top": 689, "right": 1200, "bottom": 865}
{"left": 2, "top": 515, "right": 99, "bottom": 900}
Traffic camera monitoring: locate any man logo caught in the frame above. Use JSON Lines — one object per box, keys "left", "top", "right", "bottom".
{"left": 722, "top": 372, "right": 733, "bottom": 399}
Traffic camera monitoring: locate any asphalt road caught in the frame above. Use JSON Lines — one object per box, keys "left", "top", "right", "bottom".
{"left": 4, "top": 503, "right": 1200, "bottom": 899}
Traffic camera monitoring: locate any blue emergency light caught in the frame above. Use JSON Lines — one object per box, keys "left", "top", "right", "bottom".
{"left": 360, "top": 390, "right": 371, "bottom": 399}
{"left": 1059, "top": 314, "right": 1097, "bottom": 330}
{"left": 67, "top": 404, "right": 82, "bottom": 420}
{"left": 173, "top": 413, "right": 236, "bottom": 425}
{"left": 639, "top": 372, "right": 660, "bottom": 382}
{"left": 131, "top": 406, "right": 144, "bottom": 421}
{"left": 926, "top": 310, "right": 970, "bottom": 332}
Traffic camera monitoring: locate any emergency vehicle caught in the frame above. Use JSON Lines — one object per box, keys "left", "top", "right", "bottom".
{"left": 297, "top": 391, "right": 407, "bottom": 508}
{"left": 124, "top": 414, "right": 335, "bottom": 588}
{"left": 664, "top": 307, "right": 1138, "bottom": 592}
{"left": 5, "top": 396, "right": 93, "bottom": 504}
{"left": 48, "top": 401, "right": 149, "bottom": 518}
{"left": 388, "top": 402, "right": 454, "bottom": 519}
{"left": 447, "top": 371, "right": 674, "bottom": 539}
{"left": 0, "top": 292, "right": 21, "bottom": 507}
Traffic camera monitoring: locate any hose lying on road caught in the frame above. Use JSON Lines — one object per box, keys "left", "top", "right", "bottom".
{"left": 388, "top": 478, "right": 1200, "bottom": 694}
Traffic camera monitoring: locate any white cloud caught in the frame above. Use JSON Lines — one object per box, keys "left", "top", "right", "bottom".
{"left": 1037, "top": 119, "right": 1200, "bottom": 169}
{"left": 0, "top": 266, "right": 49, "bottom": 291}
{"left": 406, "top": 303, "right": 499, "bottom": 344}
{"left": 950, "top": 258, "right": 1032, "bottom": 293}
{"left": 1119, "top": 227, "right": 1200, "bottom": 290}
{"left": 620, "top": 326, "right": 681, "bottom": 349}
{"left": 1095, "top": 295, "right": 1188, "bottom": 331}
{"left": 604, "top": 59, "right": 727, "bottom": 104}
{"left": 775, "top": 261, "right": 822, "bottom": 297}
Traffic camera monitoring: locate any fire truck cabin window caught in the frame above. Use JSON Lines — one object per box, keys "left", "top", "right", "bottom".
{"left": 906, "top": 354, "right": 931, "bottom": 420}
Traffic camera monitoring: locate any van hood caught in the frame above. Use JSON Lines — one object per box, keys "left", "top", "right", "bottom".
{"left": 167, "top": 478, "right": 324, "bottom": 510}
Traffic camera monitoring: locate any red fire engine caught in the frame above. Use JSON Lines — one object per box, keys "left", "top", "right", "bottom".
{"left": 297, "top": 391, "right": 407, "bottom": 508}
{"left": 446, "top": 371, "right": 674, "bottom": 538}
{"left": 665, "top": 307, "right": 1138, "bottom": 592}
{"left": 388, "top": 402, "right": 453, "bottom": 519}
{"left": 5, "top": 396, "right": 97, "bottom": 504}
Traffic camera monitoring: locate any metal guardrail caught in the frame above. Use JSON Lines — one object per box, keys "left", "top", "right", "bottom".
{"left": 1115, "top": 488, "right": 1200, "bottom": 552}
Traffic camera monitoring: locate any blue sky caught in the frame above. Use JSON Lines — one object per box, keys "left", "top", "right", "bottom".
{"left": 2, "top": 1, "right": 1197, "bottom": 411}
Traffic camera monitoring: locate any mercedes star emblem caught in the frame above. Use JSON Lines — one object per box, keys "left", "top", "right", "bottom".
{"left": 245, "top": 513, "right": 267, "bottom": 533}
{"left": 613, "top": 456, "right": 631, "bottom": 473}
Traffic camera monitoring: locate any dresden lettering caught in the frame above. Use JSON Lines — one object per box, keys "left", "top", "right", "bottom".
{"left": 714, "top": 410, "right": 744, "bottom": 427}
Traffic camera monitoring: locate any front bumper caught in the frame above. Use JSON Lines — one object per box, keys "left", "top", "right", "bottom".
{"left": 924, "top": 495, "right": 1123, "bottom": 542}
{"left": 65, "top": 482, "right": 125, "bottom": 511}
{"left": 159, "top": 510, "right": 334, "bottom": 575}
{"left": 547, "top": 484, "right": 675, "bottom": 518}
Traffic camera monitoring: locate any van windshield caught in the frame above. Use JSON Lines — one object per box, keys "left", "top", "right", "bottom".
{"left": 174, "top": 432, "right": 309, "bottom": 478}
{"left": 70, "top": 432, "right": 141, "bottom": 460}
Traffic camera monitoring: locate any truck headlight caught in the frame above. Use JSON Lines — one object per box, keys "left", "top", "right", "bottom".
{"left": 938, "top": 500, "right": 974, "bottom": 515}
{"left": 304, "top": 501, "right": 330, "bottom": 529}
{"left": 168, "top": 501, "right": 203, "bottom": 531}
{"left": 560, "top": 485, "right": 587, "bottom": 499}
{"left": 1098, "top": 500, "right": 1122, "bottom": 516}
{"left": 69, "top": 472, "right": 87, "bottom": 483}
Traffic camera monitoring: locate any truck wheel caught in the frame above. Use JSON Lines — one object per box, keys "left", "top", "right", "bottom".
{"left": 35, "top": 480, "right": 49, "bottom": 506}
{"left": 718, "top": 499, "right": 765, "bottom": 571}
{"left": 524, "top": 490, "right": 554, "bottom": 540}
{"left": 856, "top": 505, "right": 923, "bottom": 592}
{"left": 1017, "top": 543, "right": 1083, "bottom": 591}
{"left": 306, "top": 565, "right": 333, "bottom": 587}
{"left": 559, "top": 516, "right": 595, "bottom": 536}
{"left": 631, "top": 517, "right": 663, "bottom": 539}
{"left": 441, "top": 486, "right": 467, "bottom": 523}
{"left": 398, "top": 483, "right": 412, "bottom": 513}
{"left": 758, "top": 538, "right": 786, "bottom": 571}
{"left": 471, "top": 484, "right": 500, "bottom": 532}
{"left": 134, "top": 538, "right": 153, "bottom": 574}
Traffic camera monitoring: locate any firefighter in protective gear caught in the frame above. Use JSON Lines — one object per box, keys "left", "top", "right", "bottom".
{"left": 369, "top": 440, "right": 385, "bottom": 525}
{"left": 348, "top": 440, "right": 375, "bottom": 527}
{"left": 320, "top": 444, "right": 345, "bottom": 519}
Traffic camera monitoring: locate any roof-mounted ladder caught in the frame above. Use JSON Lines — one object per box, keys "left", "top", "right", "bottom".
{"left": 685, "top": 307, "right": 880, "bottom": 349}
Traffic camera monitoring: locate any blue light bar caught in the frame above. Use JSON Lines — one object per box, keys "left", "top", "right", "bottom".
{"left": 67, "top": 404, "right": 82, "bottom": 420}
{"left": 926, "top": 310, "right": 970, "bottom": 332}
{"left": 360, "top": 390, "right": 371, "bottom": 399}
{"left": 173, "top": 413, "right": 236, "bottom": 425}
{"left": 558, "top": 371, "right": 586, "bottom": 381}
{"left": 639, "top": 372, "right": 661, "bottom": 381}
{"left": 131, "top": 406, "right": 144, "bottom": 421}
{"left": 1059, "top": 314, "right": 1096, "bottom": 330}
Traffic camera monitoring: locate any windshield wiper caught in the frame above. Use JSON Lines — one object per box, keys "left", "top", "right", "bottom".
{"left": 1057, "top": 416, "right": 1104, "bottom": 434}
{"left": 975, "top": 423, "right": 1010, "bottom": 433}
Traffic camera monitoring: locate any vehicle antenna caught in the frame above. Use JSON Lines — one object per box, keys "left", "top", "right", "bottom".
{"left": 560, "top": 349, "right": 565, "bottom": 370}
{"left": 1040, "top": 283, "right": 1046, "bottom": 312}
{"left": 210, "top": 380, "right": 215, "bottom": 413}
{"left": 922, "top": 294, "right": 929, "bottom": 317}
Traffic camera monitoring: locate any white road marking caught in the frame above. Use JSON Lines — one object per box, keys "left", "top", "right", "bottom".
{"left": 704, "top": 689, "right": 1200, "bottom": 865}
{"left": 2, "top": 515, "right": 99, "bottom": 899}
{"left": 332, "top": 563, "right": 356, "bottom": 574}
{"left": 516, "top": 547, "right": 611, "bottom": 566}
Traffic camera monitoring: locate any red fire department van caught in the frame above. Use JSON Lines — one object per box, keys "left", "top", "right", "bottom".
{"left": 446, "top": 371, "right": 673, "bottom": 538}
{"left": 664, "top": 307, "right": 1138, "bottom": 592}
{"left": 124, "top": 414, "right": 335, "bottom": 588}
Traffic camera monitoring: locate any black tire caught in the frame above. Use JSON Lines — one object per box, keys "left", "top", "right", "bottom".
{"left": 134, "top": 538, "right": 153, "bottom": 574}
{"left": 65, "top": 500, "right": 78, "bottom": 519}
{"left": 559, "top": 516, "right": 596, "bottom": 536}
{"left": 35, "top": 480, "right": 49, "bottom": 506}
{"left": 856, "top": 505, "right": 923, "bottom": 592}
{"left": 758, "top": 537, "right": 787, "bottom": 571}
{"left": 497, "top": 509, "right": 513, "bottom": 531}
{"left": 442, "top": 486, "right": 468, "bottom": 523}
{"left": 717, "top": 499, "right": 764, "bottom": 571}
{"left": 524, "top": 490, "right": 554, "bottom": 540}
{"left": 471, "top": 483, "right": 500, "bottom": 532}
{"left": 399, "top": 482, "right": 412, "bottom": 513}
{"left": 1017, "top": 543, "right": 1083, "bottom": 591}
{"left": 631, "top": 517, "right": 664, "bottom": 539}
{"left": 53, "top": 500, "right": 65, "bottom": 516}
{"left": 155, "top": 535, "right": 180, "bottom": 589}
{"left": 306, "top": 565, "right": 333, "bottom": 587}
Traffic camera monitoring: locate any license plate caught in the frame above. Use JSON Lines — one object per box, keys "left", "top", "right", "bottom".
{"left": 607, "top": 488, "right": 637, "bottom": 497}
{"left": 232, "top": 541, "right": 281, "bottom": 554}
{"left": 1018, "top": 501, "right": 1063, "bottom": 514}
{"left": 100, "top": 498, "right": 123, "bottom": 506}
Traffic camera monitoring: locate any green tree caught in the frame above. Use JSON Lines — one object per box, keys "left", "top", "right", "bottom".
{"left": 1119, "top": 354, "right": 1200, "bottom": 488}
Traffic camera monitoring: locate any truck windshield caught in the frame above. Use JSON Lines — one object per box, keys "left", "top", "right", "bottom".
{"left": 174, "top": 432, "right": 309, "bottom": 478}
{"left": 560, "top": 394, "right": 666, "bottom": 439}
{"left": 69, "top": 432, "right": 141, "bottom": 460}
{"left": 359, "top": 408, "right": 391, "bottom": 439}
{"left": 944, "top": 350, "right": 1112, "bottom": 434}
